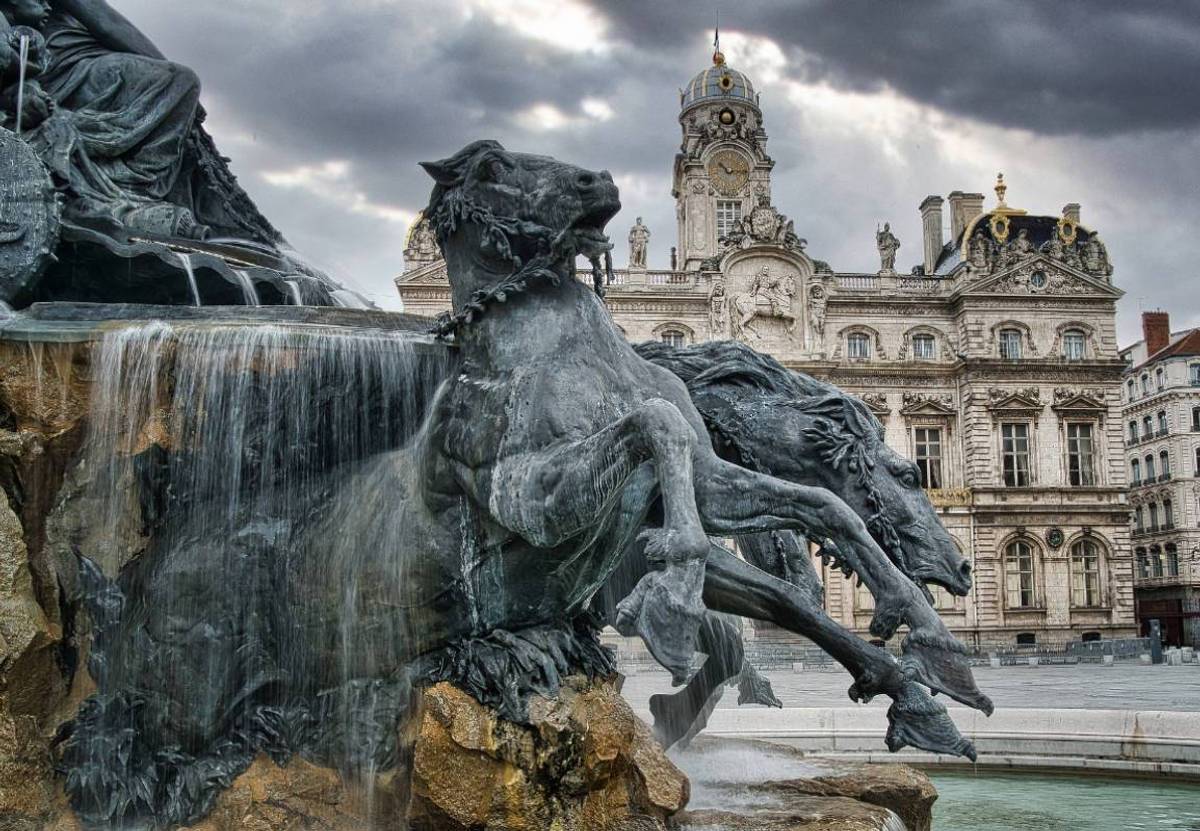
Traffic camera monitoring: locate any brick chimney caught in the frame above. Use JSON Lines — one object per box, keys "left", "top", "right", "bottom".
{"left": 1143, "top": 311, "right": 1171, "bottom": 357}
{"left": 919, "top": 195, "right": 944, "bottom": 275}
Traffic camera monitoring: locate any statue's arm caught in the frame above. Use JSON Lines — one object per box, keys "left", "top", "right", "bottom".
{"left": 52, "top": 0, "right": 165, "bottom": 59}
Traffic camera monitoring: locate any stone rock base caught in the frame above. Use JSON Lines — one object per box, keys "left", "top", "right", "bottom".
{"left": 408, "top": 676, "right": 688, "bottom": 830}
{"left": 673, "top": 736, "right": 936, "bottom": 831}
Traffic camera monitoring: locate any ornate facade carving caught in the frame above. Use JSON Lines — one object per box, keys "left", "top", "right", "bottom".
{"left": 403, "top": 214, "right": 442, "bottom": 269}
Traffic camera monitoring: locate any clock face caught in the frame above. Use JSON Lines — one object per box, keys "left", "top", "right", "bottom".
{"left": 707, "top": 149, "right": 750, "bottom": 197}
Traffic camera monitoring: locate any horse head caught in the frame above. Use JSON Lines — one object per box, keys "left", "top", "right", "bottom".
{"left": 420, "top": 140, "right": 620, "bottom": 329}
{"left": 795, "top": 396, "right": 973, "bottom": 597}
{"left": 638, "top": 340, "right": 973, "bottom": 598}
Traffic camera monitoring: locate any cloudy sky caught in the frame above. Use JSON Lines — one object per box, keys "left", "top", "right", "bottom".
{"left": 118, "top": 0, "right": 1200, "bottom": 345}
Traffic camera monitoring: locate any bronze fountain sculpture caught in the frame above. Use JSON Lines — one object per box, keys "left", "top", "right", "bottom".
{"left": 58, "top": 140, "right": 990, "bottom": 827}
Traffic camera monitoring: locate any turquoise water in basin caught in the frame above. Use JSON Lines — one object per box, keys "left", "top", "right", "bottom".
{"left": 931, "top": 771, "right": 1200, "bottom": 830}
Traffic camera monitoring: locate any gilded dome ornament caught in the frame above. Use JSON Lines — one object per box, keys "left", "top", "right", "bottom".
{"left": 989, "top": 213, "right": 1011, "bottom": 243}
{"left": 1057, "top": 215, "right": 1078, "bottom": 245}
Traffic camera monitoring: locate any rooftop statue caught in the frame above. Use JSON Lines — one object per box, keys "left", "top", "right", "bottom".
{"left": 62, "top": 141, "right": 989, "bottom": 827}
{"left": 876, "top": 222, "right": 900, "bottom": 273}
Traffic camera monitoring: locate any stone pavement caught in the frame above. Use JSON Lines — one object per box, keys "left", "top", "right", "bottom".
{"left": 619, "top": 662, "right": 1200, "bottom": 713}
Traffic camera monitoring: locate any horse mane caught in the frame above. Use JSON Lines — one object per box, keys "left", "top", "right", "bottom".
{"left": 635, "top": 339, "right": 832, "bottom": 400}
{"left": 635, "top": 339, "right": 884, "bottom": 442}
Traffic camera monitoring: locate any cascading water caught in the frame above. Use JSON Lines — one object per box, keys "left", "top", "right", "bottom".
{"left": 232, "top": 269, "right": 260, "bottom": 306}
{"left": 175, "top": 252, "right": 202, "bottom": 306}
{"left": 67, "top": 319, "right": 455, "bottom": 826}
{"left": 15, "top": 34, "right": 29, "bottom": 134}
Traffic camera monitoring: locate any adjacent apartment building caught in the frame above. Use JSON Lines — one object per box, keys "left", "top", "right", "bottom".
{"left": 1120, "top": 312, "right": 1200, "bottom": 646}
{"left": 396, "top": 44, "right": 1138, "bottom": 651}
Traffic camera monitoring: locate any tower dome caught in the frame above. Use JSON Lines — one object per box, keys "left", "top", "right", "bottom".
{"left": 681, "top": 51, "right": 757, "bottom": 112}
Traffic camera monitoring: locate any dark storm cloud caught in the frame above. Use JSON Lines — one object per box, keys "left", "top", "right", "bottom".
{"left": 107, "top": 1, "right": 1200, "bottom": 341}
{"left": 595, "top": 0, "right": 1200, "bottom": 136}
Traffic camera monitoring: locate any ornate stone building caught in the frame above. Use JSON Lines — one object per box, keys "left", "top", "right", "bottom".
{"left": 396, "top": 47, "right": 1137, "bottom": 651}
{"left": 1120, "top": 313, "right": 1200, "bottom": 647}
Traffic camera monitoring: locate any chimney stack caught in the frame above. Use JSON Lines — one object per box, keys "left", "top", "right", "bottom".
{"left": 948, "top": 191, "right": 986, "bottom": 243}
{"left": 920, "top": 195, "right": 944, "bottom": 275}
{"left": 1062, "top": 203, "right": 1081, "bottom": 225}
{"left": 1143, "top": 311, "right": 1171, "bottom": 358}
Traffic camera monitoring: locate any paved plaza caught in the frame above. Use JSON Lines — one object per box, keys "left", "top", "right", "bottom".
{"left": 619, "top": 662, "right": 1200, "bottom": 713}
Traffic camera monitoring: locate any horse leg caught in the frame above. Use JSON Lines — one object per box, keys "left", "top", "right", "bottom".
{"left": 702, "top": 544, "right": 977, "bottom": 759}
{"left": 692, "top": 455, "right": 992, "bottom": 715}
{"left": 648, "top": 610, "right": 745, "bottom": 748}
{"left": 484, "top": 399, "right": 708, "bottom": 683}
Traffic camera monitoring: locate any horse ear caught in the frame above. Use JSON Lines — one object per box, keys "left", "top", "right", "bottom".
{"left": 841, "top": 399, "right": 878, "bottom": 440}
{"left": 419, "top": 160, "right": 459, "bottom": 187}
{"left": 420, "top": 139, "right": 507, "bottom": 187}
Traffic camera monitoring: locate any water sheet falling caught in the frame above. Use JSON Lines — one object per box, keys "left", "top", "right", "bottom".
{"left": 65, "top": 319, "right": 455, "bottom": 826}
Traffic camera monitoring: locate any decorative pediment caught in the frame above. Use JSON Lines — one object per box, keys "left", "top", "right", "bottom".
{"left": 859, "top": 392, "right": 890, "bottom": 417}
{"left": 1051, "top": 387, "right": 1108, "bottom": 415}
{"left": 900, "top": 392, "right": 956, "bottom": 417}
{"left": 960, "top": 257, "right": 1120, "bottom": 299}
{"left": 395, "top": 260, "right": 448, "bottom": 285}
{"left": 983, "top": 386, "right": 1043, "bottom": 416}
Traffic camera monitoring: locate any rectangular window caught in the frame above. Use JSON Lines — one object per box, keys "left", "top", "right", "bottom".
{"left": 914, "top": 428, "right": 943, "bottom": 489}
{"left": 847, "top": 333, "right": 871, "bottom": 359}
{"left": 1066, "top": 423, "right": 1096, "bottom": 487}
{"left": 912, "top": 335, "right": 936, "bottom": 360}
{"left": 716, "top": 200, "right": 742, "bottom": 241}
{"left": 999, "top": 330, "right": 1023, "bottom": 360}
{"left": 1192, "top": 364, "right": 1200, "bottom": 386}
{"left": 1001, "top": 423, "right": 1031, "bottom": 487}
{"left": 1157, "top": 411, "right": 1168, "bottom": 435}
{"left": 1193, "top": 407, "right": 1200, "bottom": 431}
{"left": 1063, "top": 332, "right": 1086, "bottom": 361}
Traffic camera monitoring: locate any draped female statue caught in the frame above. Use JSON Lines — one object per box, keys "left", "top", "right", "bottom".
{"left": 0, "top": 0, "right": 279, "bottom": 244}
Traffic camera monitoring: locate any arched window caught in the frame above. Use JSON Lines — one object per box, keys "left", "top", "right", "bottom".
{"left": 1148, "top": 502, "right": 1160, "bottom": 531}
{"left": 1130, "top": 458, "right": 1141, "bottom": 485}
{"left": 1004, "top": 540, "right": 1037, "bottom": 608}
{"left": 1158, "top": 411, "right": 1169, "bottom": 435}
{"left": 1070, "top": 539, "right": 1102, "bottom": 607}
{"left": 1126, "top": 379, "right": 1135, "bottom": 401}
{"left": 1144, "top": 454, "right": 1156, "bottom": 479}
{"left": 998, "top": 328, "right": 1023, "bottom": 360}
{"left": 1155, "top": 367, "right": 1165, "bottom": 390}
{"left": 1062, "top": 329, "right": 1086, "bottom": 360}
{"left": 1141, "top": 374, "right": 1151, "bottom": 395}
{"left": 1166, "top": 544, "right": 1180, "bottom": 577}
{"left": 1163, "top": 498, "right": 1174, "bottom": 528}
{"left": 1134, "top": 505, "right": 1144, "bottom": 532}
{"left": 912, "top": 333, "right": 937, "bottom": 360}
{"left": 1135, "top": 547, "right": 1147, "bottom": 578}
{"left": 1159, "top": 450, "right": 1170, "bottom": 479}
{"left": 659, "top": 328, "right": 687, "bottom": 347}
{"left": 1128, "top": 420, "right": 1139, "bottom": 443}
{"left": 847, "top": 332, "right": 872, "bottom": 359}
{"left": 1149, "top": 545, "right": 1164, "bottom": 577}
{"left": 1142, "top": 415, "right": 1153, "bottom": 438}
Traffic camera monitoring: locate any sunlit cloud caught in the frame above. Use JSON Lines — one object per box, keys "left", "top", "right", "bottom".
{"left": 262, "top": 161, "right": 414, "bottom": 224}
{"left": 465, "top": 0, "right": 611, "bottom": 54}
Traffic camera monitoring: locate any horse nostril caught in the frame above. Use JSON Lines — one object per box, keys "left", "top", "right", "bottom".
{"left": 577, "top": 172, "right": 596, "bottom": 188}
{"left": 960, "top": 561, "right": 973, "bottom": 578}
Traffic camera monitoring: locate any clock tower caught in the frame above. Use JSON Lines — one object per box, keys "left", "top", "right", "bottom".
{"left": 672, "top": 45, "right": 774, "bottom": 271}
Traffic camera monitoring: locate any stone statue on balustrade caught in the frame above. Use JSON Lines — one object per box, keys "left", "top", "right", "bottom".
{"left": 707, "top": 277, "right": 728, "bottom": 336}
{"left": 628, "top": 215, "right": 650, "bottom": 269}
{"left": 876, "top": 222, "right": 900, "bottom": 273}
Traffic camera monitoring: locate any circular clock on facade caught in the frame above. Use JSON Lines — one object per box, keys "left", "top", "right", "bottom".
{"left": 719, "top": 108, "right": 735, "bottom": 125}
{"left": 707, "top": 149, "right": 750, "bottom": 196}
{"left": 1046, "top": 528, "right": 1065, "bottom": 548}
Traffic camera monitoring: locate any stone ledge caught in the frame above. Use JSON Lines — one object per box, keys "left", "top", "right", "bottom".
{"left": 673, "top": 706, "right": 1200, "bottom": 773}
